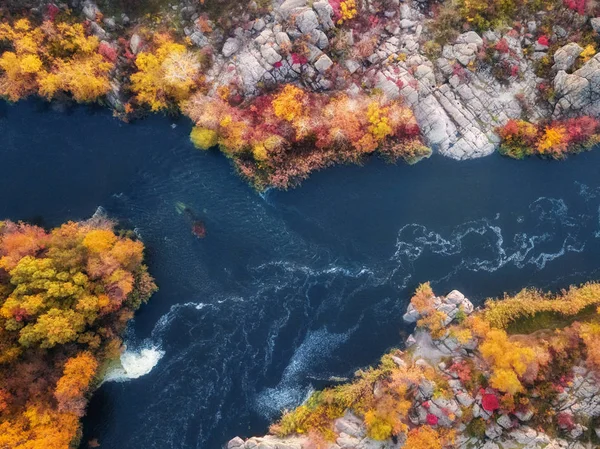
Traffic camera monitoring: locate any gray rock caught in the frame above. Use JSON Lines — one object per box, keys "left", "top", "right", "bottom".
{"left": 553, "top": 43, "right": 583, "bottom": 71}
{"left": 334, "top": 413, "right": 365, "bottom": 438}
{"left": 190, "top": 31, "right": 208, "bottom": 48}
{"left": 515, "top": 409, "right": 534, "bottom": 422}
{"left": 223, "top": 38, "right": 240, "bottom": 57}
{"left": 592, "top": 17, "right": 600, "bottom": 33}
{"left": 486, "top": 422, "right": 503, "bottom": 440}
{"left": 312, "top": 30, "right": 329, "bottom": 49}
{"left": 275, "top": 32, "right": 291, "bottom": 48}
{"left": 237, "top": 51, "right": 268, "bottom": 93}
{"left": 454, "top": 43, "right": 478, "bottom": 66}
{"left": 261, "top": 46, "right": 282, "bottom": 65}
{"left": 89, "top": 22, "right": 107, "bottom": 39}
{"left": 456, "top": 391, "right": 474, "bottom": 407}
{"left": 130, "top": 33, "right": 142, "bottom": 54}
{"left": 228, "top": 437, "right": 245, "bottom": 449}
{"left": 279, "top": 0, "right": 307, "bottom": 14}
{"left": 402, "top": 304, "right": 420, "bottom": 323}
{"left": 254, "top": 18, "right": 266, "bottom": 31}
{"left": 313, "top": 0, "right": 335, "bottom": 30}
{"left": 391, "top": 355, "right": 406, "bottom": 369}
{"left": 314, "top": 54, "right": 333, "bottom": 73}
{"left": 296, "top": 10, "right": 319, "bottom": 34}
{"left": 497, "top": 414, "right": 512, "bottom": 429}
{"left": 345, "top": 59, "right": 361, "bottom": 74}
{"left": 103, "top": 17, "right": 116, "bottom": 29}
{"left": 82, "top": 0, "right": 100, "bottom": 20}
{"left": 400, "top": 19, "right": 416, "bottom": 29}
{"left": 456, "top": 31, "right": 483, "bottom": 47}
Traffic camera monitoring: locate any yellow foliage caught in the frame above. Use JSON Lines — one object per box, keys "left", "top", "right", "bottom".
{"left": 337, "top": 0, "right": 358, "bottom": 25}
{"left": 580, "top": 44, "right": 596, "bottom": 63}
{"left": 131, "top": 39, "right": 201, "bottom": 111}
{"left": 253, "top": 143, "right": 269, "bottom": 161}
{"left": 19, "top": 54, "right": 43, "bottom": 73}
{"left": 364, "top": 411, "right": 394, "bottom": 440}
{"left": 453, "top": 328, "right": 473, "bottom": 344}
{"left": 483, "top": 283, "right": 600, "bottom": 328}
{"left": 0, "top": 18, "right": 111, "bottom": 102}
{"left": 272, "top": 85, "right": 305, "bottom": 122}
{"left": 410, "top": 282, "right": 435, "bottom": 314}
{"left": 82, "top": 229, "right": 118, "bottom": 253}
{"left": 367, "top": 102, "right": 393, "bottom": 141}
{"left": 479, "top": 328, "right": 535, "bottom": 394}
{"left": 536, "top": 125, "right": 567, "bottom": 154}
{"left": 190, "top": 127, "right": 218, "bottom": 150}
{"left": 580, "top": 323, "right": 600, "bottom": 370}
{"left": 39, "top": 55, "right": 112, "bottom": 102}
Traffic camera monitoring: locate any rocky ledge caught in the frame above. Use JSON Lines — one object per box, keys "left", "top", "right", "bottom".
{"left": 60, "top": 0, "right": 600, "bottom": 160}
{"left": 226, "top": 285, "right": 600, "bottom": 449}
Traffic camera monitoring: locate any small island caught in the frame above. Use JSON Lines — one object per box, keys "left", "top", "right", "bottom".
{"left": 0, "top": 213, "right": 156, "bottom": 448}
{"left": 228, "top": 282, "right": 600, "bottom": 448}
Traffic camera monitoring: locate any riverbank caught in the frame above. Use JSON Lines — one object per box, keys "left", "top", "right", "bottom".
{"left": 228, "top": 283, "right": 600, "bottom": 449}
{"left": 1, "top": 0, "right": 600, "bottom": 188}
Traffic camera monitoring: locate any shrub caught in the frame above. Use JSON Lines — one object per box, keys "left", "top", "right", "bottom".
{"left": 190, "top": 127, "right": 218, "bottom": 150}
{"left": 184, "top": 87, "right": 429, "bottom": 190}
{"left": 497, "top": 117, "right": 600, "bottom": 159}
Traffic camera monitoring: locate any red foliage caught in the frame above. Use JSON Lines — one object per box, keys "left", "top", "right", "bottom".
{"left": 482, "top": 393, "right": 500, "bottom": 412}
{"left": 562, "top": 116, "right": 600, "bottom": 143}
{"left": 537, "top": 35, "right": 549, "bottom": 46}
{"left": 291, "top": 53, "right": 308, "bottom": 65}
{"left": 273, "top": 61, "right": 283, "bottom": 68}
{"left": 426, "top": 413, "right": 439, "bottom": 425}
{"left": 563, "top": 0, "right": 586, "bottom": 14}
{"left": 98, "top": 42, "right": 118, "bottom": 63}
{"left": 449, "top": 360, "right": 472, "bottom": 384}
{"left": 46, "top": 4, "right": 60, "bottom": 22}
{"left": 495, "top": 38, "right": 510, "bottom": 53}
{"left": 328, "top": 0, "right": 342, "bottom": 21}
{"left": 557, "top": 412, "right": 575, "bottom": 430}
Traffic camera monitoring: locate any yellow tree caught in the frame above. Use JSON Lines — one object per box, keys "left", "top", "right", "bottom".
{"left": 131, "top": 37, "right": 202, "bottom": 111}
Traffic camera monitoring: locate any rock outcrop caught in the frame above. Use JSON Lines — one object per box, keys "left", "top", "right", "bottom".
{"left": 28, "top": 0, "right": 600, "bottom": 160}
{"left": 226, "top": 289, "right": 600, "bottom": 449}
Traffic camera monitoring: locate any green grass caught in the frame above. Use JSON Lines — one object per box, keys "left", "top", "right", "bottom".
{"left": 506, "top": 305, "right": 599, "bottom": 334}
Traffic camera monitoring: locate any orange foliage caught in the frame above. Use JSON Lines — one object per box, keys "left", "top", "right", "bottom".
{"left": 498, "top": 117, "right": 600, "bottom": 159}
{"left": 184, "top": 86, "right": 429, "bottom": 189}
{"left": 404, "top": 427, "right": 443, "bottom": 449}
{"left": 0, "top": 219, "right": 156, "bottom": 448}
{"left": 55, "top": 351, "right": 99, "bottom": 415}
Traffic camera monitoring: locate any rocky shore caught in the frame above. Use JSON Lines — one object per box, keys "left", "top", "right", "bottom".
{"left": 16, "top": 0, "right": 600, "bottom": 161}
{"left": 226, "top": 286, "right": 600, "bottom": 449}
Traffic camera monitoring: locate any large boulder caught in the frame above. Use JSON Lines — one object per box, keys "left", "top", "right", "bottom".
{"left": 552, "top": 43, "right": 584, "bottom": 71}
{"left": 295, "top": 9, "right": 319, "bottom": 34}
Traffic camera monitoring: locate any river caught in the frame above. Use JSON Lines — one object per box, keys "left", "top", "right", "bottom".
{"left": 1, "top": 100, "right": 599, "bottom": 449}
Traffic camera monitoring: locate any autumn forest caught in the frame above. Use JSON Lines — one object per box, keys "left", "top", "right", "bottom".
{"left": 0, "top": 218, "right": 156, "bottom": 449}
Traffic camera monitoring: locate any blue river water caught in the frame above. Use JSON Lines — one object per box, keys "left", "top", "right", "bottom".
{"left": 1, "top": 100, "right": 600, "bottom": 449}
